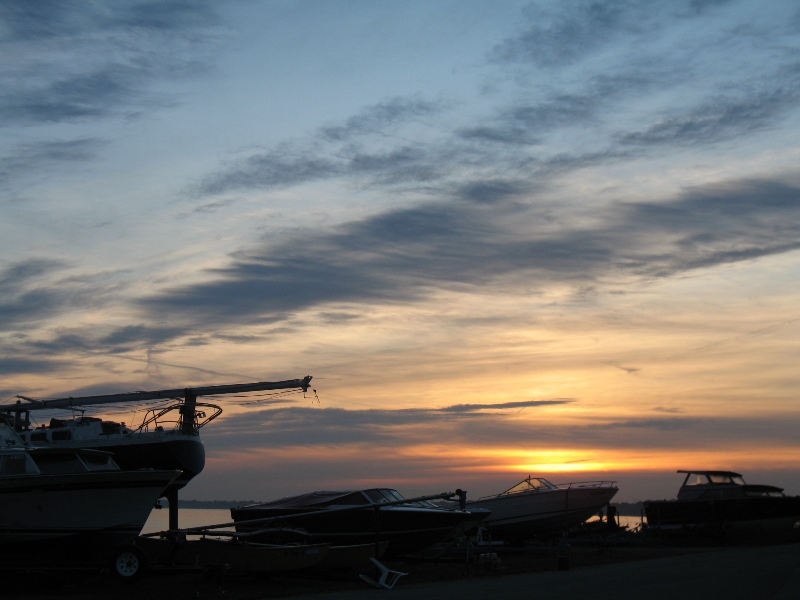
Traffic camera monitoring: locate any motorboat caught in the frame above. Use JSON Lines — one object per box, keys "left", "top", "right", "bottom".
{"left": 230, "top": 488, "right": 486, "bottom": 557}
{"left": 453, "top": 476, "right": 618, "bottom": 543}
{"left": 644, "top": 470, "right": 800, "bottom": 543}
{"left": 0, "top": 418, "right": 179, "bottom": 565}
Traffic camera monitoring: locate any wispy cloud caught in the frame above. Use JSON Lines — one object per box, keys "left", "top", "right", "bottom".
{"left": 138, "top": 176, "right": 800, "bottom": 334}
{"left": 203, "top": 399, "right": 575, "bottom": 450}
{"left": 490, "top": 1, "right": 632, "bottom": 68}
{"left": 190, "top": 5, "right": 800, "bottom": 213}
{"left": 439, "top": 399, "right": 574, "bottom": 413}
{"left": 0, "top": 258, "right": 67, "bottom": 292}
{"left": 618, "top": 88, "right": 800, "bottom": 147}
{"left": 318, "top": 97, "right": 447, "bottom": 142}
{"left": 201, "top": 404, "right": 800, "bottom": 455}
{"left": 0, "top": 1, "right": 223, "bottom": 126}
{"left": 195, "top": 96, "right": 451, "bottom": 196}
{"left": 0, "top": 139, "right": 107, "bottom": 190}
{"left": 0, "top": 1, "right": 225, "bottom": 201}
{"left": 4, "top": 167, "right": 799, "bottom": 375}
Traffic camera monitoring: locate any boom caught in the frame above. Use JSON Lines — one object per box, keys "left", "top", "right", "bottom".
{"left": 3, "top": 375, "right": 313, "bottom": 413}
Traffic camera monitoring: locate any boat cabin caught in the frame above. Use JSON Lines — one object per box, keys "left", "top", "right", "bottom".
{"left": 676, "top": 470, "right": 785, "bottom": 501}
{"left": 1, "top": 446, "right": 121, "bottom": 477}
{"left": 21, "top": 416, "right": 135, "bottom": 445}
{"left": 1, "top": 417, "right": 120, "bottom": 476}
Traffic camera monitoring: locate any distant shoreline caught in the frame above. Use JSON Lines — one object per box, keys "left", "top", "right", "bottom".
{"left": 177, "top": 500, "right": 256, "bottom": 509}
{"left": 609, "top": 502, "right": 645, "bottom": 516}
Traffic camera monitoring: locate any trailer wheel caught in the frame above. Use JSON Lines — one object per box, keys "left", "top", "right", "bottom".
{"left": 111, "top": 545, "right": 147, "bottom": 582}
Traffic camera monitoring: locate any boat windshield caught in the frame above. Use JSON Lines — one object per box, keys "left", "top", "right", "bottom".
{"left": 364, "top": 489, "right": 405, "bottom": 504}
{"left": 327, "top": 492, "right": 370, "bottom": 506}
{"left": 684, "top": 473, "right": 710, "bottom": 486}
{"left": 707, "top": 474, "right": 745, "bottom": 485}
{"left": 685, "top": 473, "right": 744, "bottom": 486}
{"left": 502, "top": 477, "right": 556, "bottom": 495}
{"left": 34, "top": 452, "right": 86, "bottom": 474}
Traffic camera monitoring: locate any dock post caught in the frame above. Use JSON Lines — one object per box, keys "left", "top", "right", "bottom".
{"left": 168, "top": 489, "right": 179, "bottom": 530}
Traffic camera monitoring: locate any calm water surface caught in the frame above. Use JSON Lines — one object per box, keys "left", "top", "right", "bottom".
{"left": 142, "top": 508, "right": 233, "bottom": 534}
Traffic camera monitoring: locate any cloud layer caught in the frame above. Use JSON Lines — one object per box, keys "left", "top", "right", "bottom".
{"left": 3, "top": 1, "right": 800, "bottom": 500}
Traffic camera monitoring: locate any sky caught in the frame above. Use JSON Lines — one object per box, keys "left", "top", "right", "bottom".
{"left": 2, "top": 0, "right": 800, "bottom": 504}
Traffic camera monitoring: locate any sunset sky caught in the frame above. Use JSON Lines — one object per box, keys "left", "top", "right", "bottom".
{"left": 2, "top": 0, "right": 800, "bottom": 504}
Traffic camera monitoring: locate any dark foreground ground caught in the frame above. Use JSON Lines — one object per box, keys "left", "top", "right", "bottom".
{"left": 6, "top": 541, "right": 800, "bottom": 600}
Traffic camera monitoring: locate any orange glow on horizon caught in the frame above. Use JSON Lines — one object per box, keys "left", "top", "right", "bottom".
{"left": 462, "top": 446, "right": 800, "bottom": 474}
{"left": 207, "top": 442, "right": 800, "bottom": 477}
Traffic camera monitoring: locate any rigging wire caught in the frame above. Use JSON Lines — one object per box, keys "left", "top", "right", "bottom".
{"left": 231, "top": 388, "right": 312, "bottom": 406}
{"left": 2, "top": 385, "right": 319, "bottom": 429}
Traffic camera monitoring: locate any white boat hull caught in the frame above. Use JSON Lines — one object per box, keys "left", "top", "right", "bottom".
{"left": 0, "top": 469, "right": 179, "bottom": 549}
{"left": 469, "top": 485, "right": 618, "bottom": 540}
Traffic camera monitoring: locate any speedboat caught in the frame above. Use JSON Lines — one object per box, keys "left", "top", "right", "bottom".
{"left": 230, "top": 488, "right": 486, "bottom": 557}
{"left": 455, "top": 476, "right": 618, "bottom": 543}
{"left": 0, "top": 418, "right": 179, "bottom": 562}
{"left": 644, "top": 470, "right": 800, "bottom": 543}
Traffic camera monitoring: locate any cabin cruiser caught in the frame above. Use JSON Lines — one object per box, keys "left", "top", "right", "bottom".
{"left": 0, "top": 417, "right": 179, "bottom": 561}
{"left": 449, "top": 476, "right": 618, "bottom": 543}
{"left": 644, "top": 470, "right": 800, "bottom": 543}
{"left": 230, "top": 488, "right": 487, "bottom": 557}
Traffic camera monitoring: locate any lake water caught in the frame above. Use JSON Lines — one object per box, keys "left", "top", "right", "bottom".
{"left": 586, "top": 515, "right": 645, "bottom": 530}
{"left": 141, "top": 508, "right": 646, "bottom": 535}
{"left": 142, "top": 508, "right": 233, "bottom": 534}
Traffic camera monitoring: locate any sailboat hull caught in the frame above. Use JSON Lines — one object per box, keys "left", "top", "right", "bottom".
{"left": 0, "top": 469, "right": 179, "bottom": 551}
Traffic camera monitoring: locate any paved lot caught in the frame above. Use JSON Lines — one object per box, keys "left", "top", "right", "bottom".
{"left": 290, "top": 543, "right": 800, "bottom": 600}
{"left": 11, "top": 543, "right": 800, "bottom": 599}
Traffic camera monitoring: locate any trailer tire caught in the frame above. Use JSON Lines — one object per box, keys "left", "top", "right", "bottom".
{"left": 111, "top": 545, "right": 147, "bottom": 582}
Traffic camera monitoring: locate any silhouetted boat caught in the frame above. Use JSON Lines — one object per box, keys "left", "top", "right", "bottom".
{"left": 0, "top": 417, "right": 179, "bottom": 575}
{"left": 13, "top": 409, "right": 210, "bottom": 499}
{"left": 230, "top": 489, "right": 484, "bottom": 557}
{"left": 454, "top": 476, "right": 618, "bottom": 542}
{"left": 1, "top": 376, "right": 313, "bottom": 534}
{"left": 644, "top": 470, "right": 800, "bottom": 543}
